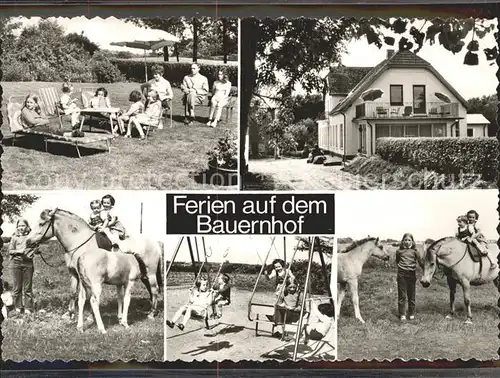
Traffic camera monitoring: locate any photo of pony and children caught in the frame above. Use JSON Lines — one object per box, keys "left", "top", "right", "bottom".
{"left": 336, "top": 190, "right": 499, "bottom": 361}
{"left": 165, "top": 236, "right": 336, "bottom": 362}
{"left": 1, "top": 191, "right": 165, "bottom": 361}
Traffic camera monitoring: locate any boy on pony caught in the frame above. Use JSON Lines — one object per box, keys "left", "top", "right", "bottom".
{"left": 166, "top": 278, "right": 214, "bottom": 331}
{"left": 456, "top": 210, "right": 497, "bottom": 269}
{"left": 88, "top": 199, "right": 104, "bottom": 231}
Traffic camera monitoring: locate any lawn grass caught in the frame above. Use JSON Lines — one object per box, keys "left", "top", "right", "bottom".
{"left": 1, "top": 240, "right": 164, "bottom": 361}
{"left": 337, "top": 244, "right": 499, "bottom": 361}
{"left": 1, "top": 81, "right": 238, "bottom": 190}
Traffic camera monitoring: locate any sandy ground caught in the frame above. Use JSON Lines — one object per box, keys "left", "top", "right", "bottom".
{"left": 165, "top": 287, "right": 336, "bottom": 362}
{"left": 248, "top": 158, "right": 366, "bottom": 190}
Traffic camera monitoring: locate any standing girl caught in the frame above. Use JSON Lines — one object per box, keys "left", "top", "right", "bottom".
{"left": 395, "top": 232, "right": 419, "bottom": 321}
{"left": 8, "top": 219, "right": 39, "bottom": 316}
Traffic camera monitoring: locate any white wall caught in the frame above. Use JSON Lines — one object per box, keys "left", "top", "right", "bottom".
{"left": 467, "top": 124, "right": 488, "bottom": 137}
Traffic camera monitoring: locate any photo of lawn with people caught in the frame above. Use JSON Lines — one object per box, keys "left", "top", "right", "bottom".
{"left": 335, "top": 190, "right": 498, "bottom": 361}
{"left": 1, "top": 16, "right": 238, "bottom": 190}
{"left": 165, "top": 235, "right": 336, "bottom": 362}
{"left": 1, "top": 192, "right": 165, "bottom": 361}
{"left": 240, "top": 17, "right": 498, "bottom": 190}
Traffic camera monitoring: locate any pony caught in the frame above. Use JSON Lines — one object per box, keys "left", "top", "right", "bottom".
{"left": 27, "top": 208, "right": 163, "bottom": 334}
{"left": 337, "top": 237, "right": 390, "bottom": 324}
{"left": 420, "top": 236, "right": 499, "bottom": 324}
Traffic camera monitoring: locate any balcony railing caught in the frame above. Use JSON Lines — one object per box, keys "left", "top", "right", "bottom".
{"left": 355, "top": 102, "right": 460, "bottom": 120}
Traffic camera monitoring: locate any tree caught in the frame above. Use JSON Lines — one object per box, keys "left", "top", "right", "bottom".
{"left": 467, "top": 94, "right": 498, "bottom": 136}
{"left": 65, "top": 32, "right": 99, "bottom": 56}
{"left": 296, "top": 236, "right": 334, "bottom": 256}
{"left": 240, "top": 16, "right": 498, "bottom": 187}
{"left": 1, "top": 194, "right": 40, "bottom": 223}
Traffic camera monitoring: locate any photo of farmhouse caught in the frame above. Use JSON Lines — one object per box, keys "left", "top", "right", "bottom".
{"left": 241, "top": 17, "right": 497, "bottom": 190}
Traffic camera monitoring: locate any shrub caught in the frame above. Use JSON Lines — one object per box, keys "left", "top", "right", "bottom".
{"left": 91, "top": 52, "right": 125, "bottom": 83}
{"left": 207, "top": 130, "right": 238, "bottom": 169}
{"left": 110, "top": 59, "right": 238, "bottom": 87}
{"left": 288, "top": 118, "right": 318, "bottom": 151}
{"left": 376, "top": 137, "right": 498, "bottom": 180}
{"left": 2, "top": 59, "right": 34, "bottom": 81}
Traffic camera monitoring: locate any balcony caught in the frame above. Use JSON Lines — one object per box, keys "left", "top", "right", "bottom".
{"left": 354, "top": 102, "right": 460, "bottom": 120}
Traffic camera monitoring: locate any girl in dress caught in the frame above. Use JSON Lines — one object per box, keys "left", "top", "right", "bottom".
{"left": 206, "top": 69, "right": 232, "bottom": 128}
{"left": 118, "top": 90, "right": 144, "bottom": 134}
{"left": 89, "top": 87, "right": 120, "bottom": 134}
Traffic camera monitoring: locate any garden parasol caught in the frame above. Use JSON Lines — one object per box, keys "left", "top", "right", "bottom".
{"left": 111, "top": 28, "right": 180, "bottom": 81}
{"left": 361, "top": 88, "right": 384, "bottom": 102}
{"left": 434, "top": 92, "right": 451, "bottom": 103}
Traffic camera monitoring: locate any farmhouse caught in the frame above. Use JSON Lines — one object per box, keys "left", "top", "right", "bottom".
{"left": 466, "top": 113, "right": 490, "bottom": 137}
{"left": 318, "top": 49, "right": 469, "bottom": 158}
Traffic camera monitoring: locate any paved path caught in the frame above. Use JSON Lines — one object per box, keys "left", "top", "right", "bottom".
{"left": 247, "top": 158, "right": 366, "bottom": 190}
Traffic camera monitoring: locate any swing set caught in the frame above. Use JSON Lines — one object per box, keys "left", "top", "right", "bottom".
{"left": 247, "top": 236, "right": 335, "bottom": 362}
{"left": 166, "top": 236, "right": 230, "bottom": 330}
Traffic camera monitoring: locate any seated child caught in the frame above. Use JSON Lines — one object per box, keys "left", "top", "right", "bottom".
{"left": 59, "top": 83, "right": 81, "bottom": 128}
{"left": 98, "top": 194, "right": 127, "bottom": 253}
{"left": 166, "top": 278, "right": 214, "bottom": 331}
{"left": 127, "top": 90, "right": 162, "bottom": 140}
{"left": 118, "top": 90, "right": 144, "bottom": 135}
{"left": 1, "top": 281, "right": 14, "bottom": 319}
{"left": 301, "top": 298, "right": 334, "bottom": 345}
{"left": 89, "top": 87, "right": 120, "bottom": 133}
{"left": 210, "top": 273, "right": 231, "bottom": 319}
{"left": 20, "top": 94, "right": 50, "bottom": 128}
{"left": 460, "top": 210, "right": 497, "bottom": 269}
{"left": 88, "top": 199, "right": 104, "bottom": 231}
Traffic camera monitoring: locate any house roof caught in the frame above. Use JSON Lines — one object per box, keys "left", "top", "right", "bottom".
{"left": 330, "top": 50, "right": 469, "bottom": 115}
{"left": 467, "top": 113, "right": 490, "bottom": 125}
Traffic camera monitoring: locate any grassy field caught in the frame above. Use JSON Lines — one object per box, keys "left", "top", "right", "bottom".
{"left": 1, "top": 240, "right": 164, "bottom": 362}
{"left": 165, "top": 272, "right": 336, "bottom": 361}
{"left": 2, "top": 81, "right": 237, "bottom": 190}
{"left": 337, "top": 243, "right": 499, "bottom": 361}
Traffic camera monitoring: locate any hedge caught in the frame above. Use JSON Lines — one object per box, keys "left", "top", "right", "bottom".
{"left": 110, "top": 59, "right": 238, "bottom": 88}
{"left": 376, "top": 137, "right": 498, "bottom": 181}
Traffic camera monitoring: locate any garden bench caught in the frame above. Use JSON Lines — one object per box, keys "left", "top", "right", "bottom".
{"left": 7, "top": 96, "right": 114, "bottom": 158}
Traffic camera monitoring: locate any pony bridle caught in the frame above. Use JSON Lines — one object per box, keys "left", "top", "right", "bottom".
{"left": 35, "top": 210, "right": 95, "bottom": 256}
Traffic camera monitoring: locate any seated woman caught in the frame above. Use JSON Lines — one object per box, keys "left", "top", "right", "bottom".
{"left": 166, "top": 278, "right": 214, "bottom": 331}
{"left": 141, "top": 65, "right": 173, "bottom": 117}
{"left": 20, "top": 94, "right": 50, "bottom": 128}
{"left": 127, "top": 90, "right": 162, "bottom": 140}
{"left": 301, "top": 298, "right": 334, "bottom": 345}
{"left": 206, "top": 68, "right": 232, "bottom": 128}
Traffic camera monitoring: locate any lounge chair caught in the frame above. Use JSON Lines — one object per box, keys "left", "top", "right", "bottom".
{"left": 7, "top": 95, "right": 114, "bottom": 158}
{"left": 38, "top": 87, "right": 67, "bottom": 128}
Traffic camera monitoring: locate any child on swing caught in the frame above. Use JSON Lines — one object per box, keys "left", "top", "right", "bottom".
{"left": 210, "top": 273, "right": 231, "bottom": 319}
{"left": 457, "top": 210, "right": 497, "bottom": 269}
{"left": 273, "top": 281, "right": 303, "bottom": 340}
{"left": 264, "top": 258, "right": 297, "bottom": 298}
{"left": 166, "top": 277, "right": 214, "bottom": 331}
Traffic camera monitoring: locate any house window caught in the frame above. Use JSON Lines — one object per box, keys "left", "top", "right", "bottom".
{"left": 405, "top": 125, "right": 419, "bottom": 137}
{"left": 420, "top": 124, "right": 432, "bottom": 137}
{"left": 391, "top": 124, "right": 404, "bottom": 137}
{"left": 340, "top": 124, "right": 344, "bottom": 149}
{"left": 467, "top": 128, "right": 474, "bottom": 137}
{"left": 390, "top": 85, "right": 403, "bottom": 106}
{"left": 376, "top": 125, "right": 390, "bottom": 138}
{"left": 413, "top": 85, "right": 426, "bottom": 114}
{"left": 433, "top": 123, "right": 446, "bottom": 137}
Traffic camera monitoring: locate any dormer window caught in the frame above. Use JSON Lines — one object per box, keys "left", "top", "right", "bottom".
{"left": 390, "top": 85, "right": 403, "bottom": 106}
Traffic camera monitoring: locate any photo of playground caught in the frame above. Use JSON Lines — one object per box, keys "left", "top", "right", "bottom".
{"left": 335, "top": 190, "right": 498, "bottom": 361}
{"left": 1, "top": 191, "right": 165, "bottom": 361}
{"left": 165, "top": 235, "right": 336, "bottom": 361}
{"left": 1, "top": 16, "right": 238, "bottom": 190}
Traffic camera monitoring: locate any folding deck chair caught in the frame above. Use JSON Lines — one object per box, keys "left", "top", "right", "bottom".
{"left": 38, "top": 87, "right": 67, "bottom": 128}
{"left": 7, "top": 95, "right": 115, "bottom": 158}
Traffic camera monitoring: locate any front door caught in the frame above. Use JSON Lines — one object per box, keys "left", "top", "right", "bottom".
{"left": 413, "top": 85, "right": 426, "bottom": 114}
